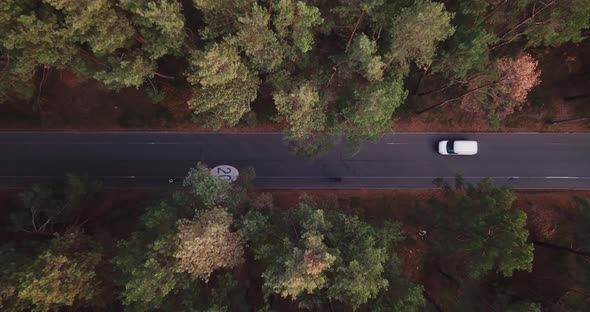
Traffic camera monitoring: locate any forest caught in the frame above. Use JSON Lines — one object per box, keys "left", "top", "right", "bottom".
{"left": 1, "top": 0, "right": 590, "bottom": 148}
{"left": 1, "top": 1, "right": 590, "bottom": 311}
{"left": 0, "top": 165, "right": 589, "bottom": 311}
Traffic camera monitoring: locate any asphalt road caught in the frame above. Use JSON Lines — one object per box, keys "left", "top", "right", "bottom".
{"left": 0, "top": 132, "right": 588, "bottom": 189}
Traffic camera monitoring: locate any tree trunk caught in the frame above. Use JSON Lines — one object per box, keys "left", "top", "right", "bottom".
{"left": 154, "top": 72, "right": 175, "bottom": 80}
{"left": 532, "top": 240, "right": 590, "bottom": 259}
{"left": 423, "top": 289, "right": 444, "bottom": 312}
{"left": 495, "top": 1, "right": 555, "bottom": 42}
{"left": 345, "top": 11, "right": 366, "bottom": 52}
{"left": 411, "top": 67, "right": 429, "bottom": 95}
{"left": 564, "top": 93, "right": 590, "bottom": 101}
{"left": 547, "top": 117, "right": 588, "bottom": 125}
{"left": 417, "top": 83, "right": 454, "bottom": 97}
{"left": 434, "top": 262, "right": 461, "bottom": 289}
{"left": 416, "top": 81, "right": 498, "bottom": 115}
{"left": 474, "top": 0, "right": 507, "bottom": 27}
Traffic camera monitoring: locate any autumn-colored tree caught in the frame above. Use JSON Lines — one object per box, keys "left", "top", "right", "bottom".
{"left": 432, "top": 176, "right": 534, "bottom": 279}
{"left": 174, "top": 207, "right": 244, "bottom": 281}
{"left": 496, "top": 54, "right": 541, "bottom": 104}
{"left": 460, "top": 53, "right": 541, "bottom": 116}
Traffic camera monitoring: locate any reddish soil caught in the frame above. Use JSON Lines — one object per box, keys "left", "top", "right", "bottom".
{"left": 0, "top": 69, "right": 282, "bottom": 132}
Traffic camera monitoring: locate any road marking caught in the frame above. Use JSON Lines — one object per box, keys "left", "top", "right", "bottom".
{"left": 0, "top": 175, "right": 137, "bottom": 178}
{"left": 0, "top": 142, "right": 202, "bottom": 145}
{"left": 2, "top": 175, "right": 590, "bottom": 181}
{"left": 255, "top": 176, "right": 590, "bottom": 179}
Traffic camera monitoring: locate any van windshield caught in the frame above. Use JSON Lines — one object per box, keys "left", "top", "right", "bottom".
{"left": 447, "top": 140, "right": 455, "bottom": 154}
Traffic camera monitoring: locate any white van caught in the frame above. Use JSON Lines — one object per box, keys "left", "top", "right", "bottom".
{"left": 438, "top": 140, "right": 478, "bottom": 155}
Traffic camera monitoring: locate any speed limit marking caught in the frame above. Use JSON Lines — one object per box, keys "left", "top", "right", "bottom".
{"left": 210, "top": 165, "right": 239, "bottom": 183}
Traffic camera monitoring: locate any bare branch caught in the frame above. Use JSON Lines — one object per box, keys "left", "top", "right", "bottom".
{"left": 345, "top": 11, "right": 366, "bottom": 52}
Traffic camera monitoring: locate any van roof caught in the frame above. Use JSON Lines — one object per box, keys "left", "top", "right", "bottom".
{"left": 454, "top": 141, "right": 478, "bottom": 154}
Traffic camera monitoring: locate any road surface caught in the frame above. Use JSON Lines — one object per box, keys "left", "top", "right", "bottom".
{"left": 0, "top": 132, "right": 588, "bottom": 189}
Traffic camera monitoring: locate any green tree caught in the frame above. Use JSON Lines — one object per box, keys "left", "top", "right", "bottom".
{"left": 341, "top": 33, "right": 385, "bottom": 82}
{"left": 92, "top": 53, "right": 157, "bottom": 90}
{"left": 0, "top": 0, "right": 37, "bottom": 102}
{"left": 2, "top": 13, "right": 76, "bottom": 76}
{"left": 45, "top": 0, "right": 134, "bottom": 56}
{"left": 0, "top": 72, "right": 35, "bottom": 105}
{"left": 119, "top": 0, "right": 186, "bottom": 59}
{"left": 274, "top": 80, "right": 327, "bottom": 140}
{"left": 525, "top": 0, "right": 590, "bottom": 47}
{"left": 432, "top": 27, "right": 497, "bottom": 80}
{"left": 236, "top": 4, "right": 285, "bottom": 72}
{"left": 18, "top": 230, "right": 105, "bottom": 312}
{"left": 340, "top": 76, "right": 408, "bottom": 146}
{"left": 273, "top": 0, "right": 323, "bottom": 54}
{"left": 114, "top": 163, "right": 249, "bottom": 311}
{"left": 11, "top": 175, "right": 102, "bottom": 234}
{"left": 241, "top": 196, "right": 405, "bottom": 309}
{"left": 384, "top": 0, "right": 455, "bottom": 74}
{"left": 113, "top": 196, "right": 191, "bottom": 311}
{"left": 193, "top": 0, "right": 253, "bottom": 39}
{"left": 182, "top": 163, "right": 241, "bottom": 209}
{"left": 186, "top": 42, "right": 260, "bottom": 128}
{"left": 432, "top": 176, "right": 534, "bottom": 279}
{"left": 0, "top": 245, "right": 30, "bottom": 312}
{"left": 326, "top": 0, "right": 388, "bottom": 28}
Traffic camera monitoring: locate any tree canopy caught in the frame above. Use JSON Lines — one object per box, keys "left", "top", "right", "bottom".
{"left": 2, "top": 0, "right": 587, "bottom": 147}
{"left": 241, "top": 195, "right": 416, "bottom": 309}
{"left": 433, "top": 176, "right": 534, "bottom": 279}
{"left": 113, "top": 163, "right": 248, "bottom": 311}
